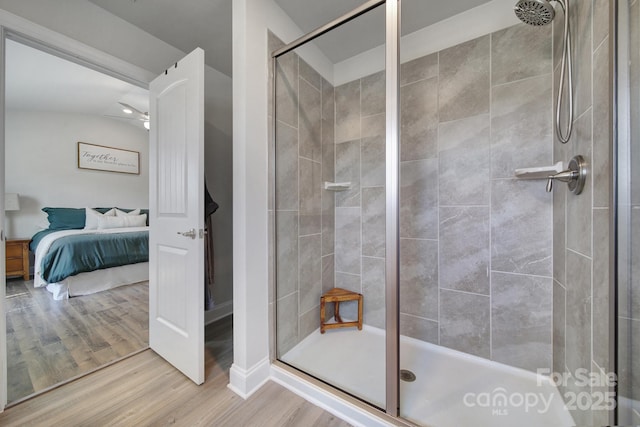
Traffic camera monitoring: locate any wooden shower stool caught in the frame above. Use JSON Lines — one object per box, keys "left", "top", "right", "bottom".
{"left": 320, "top": 288, "right": 363, "bottom": 334}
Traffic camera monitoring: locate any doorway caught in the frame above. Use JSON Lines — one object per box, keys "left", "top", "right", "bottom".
{"left": 4, "top": 38, "right": 150, "bottom": 404}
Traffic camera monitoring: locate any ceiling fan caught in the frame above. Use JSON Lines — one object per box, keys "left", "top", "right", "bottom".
{"left": 105, "top": 102, "right": 150, "bottom": 130}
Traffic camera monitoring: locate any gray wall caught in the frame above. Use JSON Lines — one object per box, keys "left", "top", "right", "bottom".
{"left": 332, "top": 23, "right": 555, "bottom": 373}
{"left": 270, "top": 32, "right": 337, "bottom": 355}
{"left": 272, "top": 24, "right": 561, "bottom": 374}
{"left": 552, "top": 0, "right": 612, "bottom": 425}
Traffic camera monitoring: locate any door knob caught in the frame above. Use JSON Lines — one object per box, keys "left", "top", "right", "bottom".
{"left": 177, "top": 228, "right": 197, "bottom": 239}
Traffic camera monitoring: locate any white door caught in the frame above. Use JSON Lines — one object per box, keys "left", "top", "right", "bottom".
{"left": 148, "top": 48, "right": 205, "bottom": 385}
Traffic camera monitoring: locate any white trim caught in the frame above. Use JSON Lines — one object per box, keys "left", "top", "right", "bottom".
{"left": 270, "top": 364, "right": 393, "bottom": 427}
{"left": 227, "top": 357, "right": 271, "bottom": 399}
{"left": 205, "top": 300, "right": 234, "bottom": 324}
{"left": 0, "top": 9, "right": 154, "bottom": 87}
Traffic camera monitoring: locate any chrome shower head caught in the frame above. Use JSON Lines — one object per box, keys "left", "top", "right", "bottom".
{"left": 514, "top": 0, "right": 556, "bottom": 26}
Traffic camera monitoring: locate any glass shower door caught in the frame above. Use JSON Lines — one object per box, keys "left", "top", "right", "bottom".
{"left": 272, "top": 2, "right": 389, "bottom": 410}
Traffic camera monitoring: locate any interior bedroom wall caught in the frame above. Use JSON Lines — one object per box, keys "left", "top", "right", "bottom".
{"left": 0, "top": 1, "right": 235, "bottom": 320}
{"left": 5, "top": 111, "right": 149, "bottom": 239}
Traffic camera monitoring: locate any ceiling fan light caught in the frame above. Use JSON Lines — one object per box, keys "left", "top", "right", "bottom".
{"left": 122, "top": 108, "right": 133, "bottom": 114}
{"left": 143, "top": 120, "right": 150, "bottom": 130}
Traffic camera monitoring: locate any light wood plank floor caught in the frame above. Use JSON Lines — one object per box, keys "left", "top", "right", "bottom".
{"left": 5, "top": 279, "right": 149, "bottom": 403}
{"left": 0, "top": 315, "right": 352, "bottom": 427}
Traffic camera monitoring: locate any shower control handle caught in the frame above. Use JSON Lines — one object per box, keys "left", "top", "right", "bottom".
{"left": 545, "top": 155, "right": 587, "bottom": 195}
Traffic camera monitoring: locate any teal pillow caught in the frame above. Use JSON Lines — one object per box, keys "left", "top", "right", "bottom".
{"left": 42, "top": 207, "right": 86, "bottom": 230}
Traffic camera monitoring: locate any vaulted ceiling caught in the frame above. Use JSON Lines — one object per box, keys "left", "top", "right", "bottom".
{"left": 87, "top": 0, "right": 491, "bottom": 77}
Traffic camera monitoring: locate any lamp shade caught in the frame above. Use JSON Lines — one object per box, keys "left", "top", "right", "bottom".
{"left": 5, "top": 193, "right": 20, "bottom": 211}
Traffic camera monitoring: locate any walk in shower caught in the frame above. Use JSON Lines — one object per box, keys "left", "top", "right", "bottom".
{"left": 271, "top": 1, "right": 614, "bottom": 425}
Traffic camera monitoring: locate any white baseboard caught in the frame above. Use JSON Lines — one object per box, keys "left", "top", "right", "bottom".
{"left": 270, "top": 364, "right": 393, "bottom": 427}
{"left": 227, "top": 357, "right": 270, "bottom": 399}
{"left": 205, "top": 300, "right": 233, "bottom": 325}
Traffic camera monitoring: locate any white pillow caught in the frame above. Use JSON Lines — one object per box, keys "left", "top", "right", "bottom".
{"left": 97, "top": 214, "right": 147, "bottom": 229}
{"left": 85, "top": 208, "right": 116, "bottom": 230}
{"left": 115, "top": 208, "right": 141, "bottom": 217}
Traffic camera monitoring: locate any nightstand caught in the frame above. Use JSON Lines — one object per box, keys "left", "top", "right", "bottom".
{"left": 6, "top": 238, "right": 30, "bottom": 280}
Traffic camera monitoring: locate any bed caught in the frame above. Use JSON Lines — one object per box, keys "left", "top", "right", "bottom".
{"left": 30, "top": 207, "right": 150, "bottom": 300}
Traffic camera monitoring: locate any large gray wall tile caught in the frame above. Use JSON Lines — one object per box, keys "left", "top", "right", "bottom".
{"left": 440, "top": 289, "right": 490, "bottom": 358}
{"left": 321, "top": 190, "right": 335, "bottom": 256}
{"left": 401, "top": 77, "right": 438, "bottom": 161}
{"left": 553, "top": 280, "right": 566, "bottom": 375}
{"left": 361, "top": 136, "right": 385, "bottom": 188}
{"left": 593, "top": 41, "right": 610, "bottom": 208}
{"left": 362, "top": 256, "right": 385, "bottom": 329}
{"left": 275, "top": 121, "right": 298, "bottom": 211}
{"left": 439, "top": 114, "right": 490, "bottom": 205}
{"left": 335, "top": 272, "right": 361, "bottom": 320}
{"left": 299, "top": 305, "right": 320, "bottom": 341}
{"left": 401, "top": 53, "right": 438, "bottom": 87}
{"left": 592, "top": 208, "right": 610, "bottom": 370}
{"left": 439, "top": 35, "right": 490, "bottom": 122}
{"left": 299, "top": 234, "right": 321, "bottom": 314}
{"left": 335, "top": 140, "right": 361, "bottom": 207}
{"left": 567, "top": 109, "right": 592, "bottom": 257}
{"left": 335, "top": 207, "right": 361, "bottom": 275}
{"left": 362, "top": 187, "right": 385, "bottom": 258}
{"left": 275, "top": 51, "right": 298, "bottom": 128}
{"left": 322, "top": 254, "right": 335, "bottom": 295}
{"left": 277, "top": 292, "right": 298, "bottom": 356}
{"left": 491, "top": 179, "right": 552, "bottom": 277}
{"left": 299, "top": 58, "right": 321, "bottom": 90}
{"left": 322, "top": 78, "right": 335, "bottom": 122}
{"left": 400, "top": 159, "right": 438, "bottom": 240}
{"left": 299, "top": 158, "right": 321, "bottom": 236}
{"left": 361, "top": 114, "right": 385, "bottom": 188}
{"left": 491, "top": 74, "right": 553, "bottom": 179}
{"left": 593, "top": 0, "right": 609, "bottom": 51}
{"left": 491, "top": 23, "right": 551, "bottom": 85}
{"left": 400, "top": 238, "right": 438, "bottom": 321}
{"left": 276, "top": 211, "right": 298, "bottom": 298}
{"left": 491, "top": 272, "right": 553, "bottom": 372}
{"left": 573, "top": 0, "right": 593, "bottom": 118}
{"left": 335, "top": 80, "right": 361, "bottom": 143}
{"left": 299, "top": 78, "right": 322, "bottom": 162}
{"left": 553, "top": 182, "right": 566, "bottom": 286}
{"left": 565, "top": 250, "right": 592, "bottom": 372}
{"left": 361, "top": 70, "right": 385, "bottom": 117}
{"left": 400, "top": 314, "right": 438, "bottom": 344}
{"left": 439, "top": 207, "right": 490, "bottom": 295}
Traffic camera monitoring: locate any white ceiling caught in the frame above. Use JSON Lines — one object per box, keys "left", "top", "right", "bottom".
{"left": 88, "top": 0, "right": 233, "bottom": 77}
{"left": 86, "top": 0, "right": 492, "bottom": 76}
{"left": 6, "top": 39, "right": 149, "bottom": 129}
{"left": 272, "top": 0, "right": 492, "bottom": 63}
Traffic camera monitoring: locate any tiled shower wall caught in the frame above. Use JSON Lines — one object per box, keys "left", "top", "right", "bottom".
{"left": 269, "top": 33, "right": 337, "bottom": 355}
{"left": 333, "top": 23, "right": 555, "bottom": 373}
{"left": 551, "top": 0, "right": 612, "bottom": 425}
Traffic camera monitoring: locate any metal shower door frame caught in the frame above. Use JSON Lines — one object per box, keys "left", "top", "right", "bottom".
{"left": 270, "top": 0, "right": 402, "bottom": 418}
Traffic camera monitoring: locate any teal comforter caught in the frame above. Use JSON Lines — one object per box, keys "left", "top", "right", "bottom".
{"left": 39, "top": 231, "right": 149, "bottom": 283}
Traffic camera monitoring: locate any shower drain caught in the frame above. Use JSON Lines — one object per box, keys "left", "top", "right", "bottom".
{"left": 400, "top": 369, "right": 416, "bottom": 382}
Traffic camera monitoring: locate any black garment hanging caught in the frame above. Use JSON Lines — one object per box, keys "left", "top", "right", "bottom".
{"left": 204, "top": 182, "right": 218, "bottom": 311}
